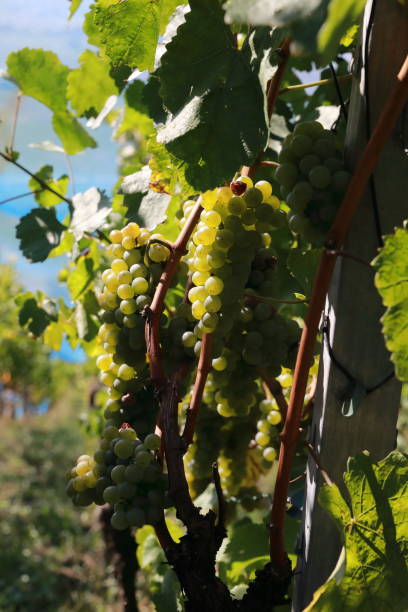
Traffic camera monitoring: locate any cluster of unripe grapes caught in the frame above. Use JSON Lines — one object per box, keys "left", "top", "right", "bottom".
{"left": 276, "top": 120, "right": 351, "bottom": 243}
{"left": 254, "top": 398, "right": 282, "bottom": 463}
{"left": 66, "top": 425, "right": 167, "bottom": 529}
{"left": 184, "top": 178, "right": 285, "bottom": 338}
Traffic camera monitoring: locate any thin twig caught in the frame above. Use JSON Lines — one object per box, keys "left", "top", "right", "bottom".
{"left": 278, "top": 74, "right": 351, "bottom": 95}
{"left": 304, "top": 442, "right": 333, "bottom": 487}
{"left": 0, "top": 151, "right": 73, "bottom": 207}
{"left": 8, "top": 92, "right": 22, "bottom": 152}
{"left": 269, "top": 53, "right": 408, "bottom": 573}
{"left": 65, "top": 153, "right": 76, "bottom": 197}
{"left": 245, "top": 292, "right": 308, "bottom": 305}
{"left": 0, "top": 189, "right": 43, "bottom": 206}
{"left": 289, "top": 472, "right": 306, "bottom": 485}
{"left": 182, "top": 333, "right": 213, "bottom": 446}
{"left": 241, "top": 38, "right": 292, "bottom": 179}
{"left": 260, "top": 371, "right": 288, "bottom": 418}
{"left": 325, "top": 248, "right": 372, "bottom": 269}
{"left": 329, "top": 63, "right": 348, "bottom": 120}
{"left": 260, "top": 160, "right": 280, "bottom": 168}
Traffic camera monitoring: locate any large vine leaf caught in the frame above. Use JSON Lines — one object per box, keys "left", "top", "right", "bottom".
{"left": 373, "top": 224, "right": 408, "bottom": 382}
{"left": 28, "top": 165, "right": 69, "bottom": 208}
{"left": 318, "top": 0, "right": 366, "bottom": 63}
{"left": 67, "top": 50, "right": 118, "bottom": 117}
{"left": 94, "top": 0, "right": 161, "bottom": 71}
{"left": 224, "top": 0, "right": 329, "bottom": 56}
{"left": 52, "top": 111, "right": 97, "bottom": 155}
{"left": 16, "top": 208, "right": 66, "bottom": 262}
{"left": 306, "top": 451, "right": 408, "bottom": 611}
{"left": 158, "top": 0, "right": 267, "bottom": 190}
{"left": 7, "top": 49, "right": 69, "bottom": 112}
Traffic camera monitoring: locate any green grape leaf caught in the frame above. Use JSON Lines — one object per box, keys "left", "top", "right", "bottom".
{"left": 286, "top": 248, "right": 322, "bottom": 296}
{"left": 219, "top": 518, "right": 269, "bottom": 585}
{"left": 136, "top": 527, "right": 166, "bottom": 568}
{"left": 7, "top": 48, "right": 69, "bottom": 112}
{"left": 52, "top": 111, "right": 97, "bottom": 155}
{"left": 121, "top": 166, "right": 171, "bottom": 229}
{"left": 318, "top": 0, "right": 365, "bottom": 63}
{"left": 306, "top": 451, "right": 408, "bottom": 611}
{"left": 16, "top": 208, "right": 66, "bottom": 262}
{"left": 158, "top": 0, "right": 266, "bottom": 190}
{"left": 16, "top": 292, "right": 58, "bottom": 337}
{"left": 84, "top": 4, "right": 104, "bottom": 48}
{"left": 159, "top": 0, "right": 183, "bottom": 33}
{"left": 241, "top": 26, "right": 285, "bottom": 96}
{"left": 126, "top": 77, "right": 167, "bottom": 124}
{"left": 373, "top": 225, "right": 408, "bottom": 382}
{"left": 115, "top": 106, "right": 155, "bottom": 138}
{"left": 28, "top": 165, "right": 69, "bottom": 208}
{"left": 151, "top": 568, "right": 180, "bottom": 612}
{"left": 69, "top": 0, "right": 84, "bottom": 19}
{"left": 224, "top": 0, "right": 328, "bottom": 55}
{"left": 48, "top": 230, "right": 75, "bottom": 258}
{"left": 43, "top": 320, "right": 64, "bottom": 350}
{"left": 94, "top": 0, "right": 162, "bottom": 71}
{"left": 67, "top": 256, "right": 95, "bottom": 300}
{"left": 70, "top": 187, "right": 111, "bottom": 238}
{"left": 67, "top": 50, "right": 118, "bottom": 117}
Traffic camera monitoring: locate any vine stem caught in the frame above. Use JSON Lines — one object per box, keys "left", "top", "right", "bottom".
{"left": 182, "top": 332, "right": 213, "bottom": 445}
{"left": 146, "top": 197, "right": 203, "bottom": 385}
{"left": 0, "top": 151, "right": 73, "bottom": 207}
{"left": 269, "top": 53, "right": 408, "bottom": 573}
{"left": 241, "top": 38, "right": 292, "bottom": 179}
{"left": 278, "top": 74, "right": 351, "bottom": 95}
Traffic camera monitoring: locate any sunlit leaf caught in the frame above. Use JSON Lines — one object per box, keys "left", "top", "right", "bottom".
{"left": 67, "top": 50, "right": 118, "bottom": 117}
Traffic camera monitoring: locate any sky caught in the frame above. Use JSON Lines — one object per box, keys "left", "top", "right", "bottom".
{"left": 0, "top": 0, "right": 119, "bottom": 360}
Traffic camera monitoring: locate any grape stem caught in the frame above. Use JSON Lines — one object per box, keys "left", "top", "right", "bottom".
{"left": 269, "top": 53, "right": 408, "bottom": 573}
{"left": 240, "top": 38, "right": 292, "bottom": 179}
{"left": 147, "top": 237, "right": 175, "bottom": 253}
{"left": 304, "top": 442, "right": 333, "bottom": 487}
{"left": 0, "top": 150, "right": 73, "bottom": 208}
{"left": 260, "top": 371, "right": 288, "bottom": 418}
{"left": 278, "top": 74, "right": 351, "bottom": 95}
{"left": 182, "top": 332, "right": 213, "bottom": 446}
{"left": 145, "top": 196, "right": 203, "bottom": 385}
{"left": 244, "top": 292, "right": 308, "bottom": 305}
{"left": 260, "top": 160, "right": 280, "bottom": 168}
{"left": 0, "top": 189, "right": 44, "bottom": 206}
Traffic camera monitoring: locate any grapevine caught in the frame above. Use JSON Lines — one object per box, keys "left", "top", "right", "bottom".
{"left": 4, "top": 2, "right": 408, "bottom": 610}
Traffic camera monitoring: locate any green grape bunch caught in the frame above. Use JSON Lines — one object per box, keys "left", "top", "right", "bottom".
{"left": 275, "top": 120, "right": 351, "bottom": 243}
{"left": 66, "top": 425, "right": 169, "bottom": 530}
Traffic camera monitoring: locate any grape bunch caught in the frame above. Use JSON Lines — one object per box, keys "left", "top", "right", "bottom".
{"left": 184, "top": 178, "right": 285, "bottom": 339}
{"left": 254, "top": 398, "right": 282, "bottom": 463}
{"left": 66, "top": 425, "right": 168, "bottom": 529}
{"left": 275, "top": 120, "right": 351, "bottom": 243}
